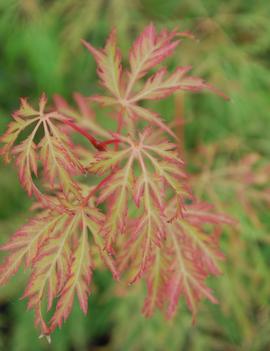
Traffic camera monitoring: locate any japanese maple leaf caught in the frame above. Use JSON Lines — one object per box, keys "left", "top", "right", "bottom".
{"left": 89, "top": 128, "right": 189, "bottom": 276}
{"left": 142, "top": 200, "right": 234, "bottom": 318}
{"left": 82, "top": 23, "right": 227, "bottom": 136}
{"left": 0, "top": 194, "right": 118, "bottom": 335}
{"left": 0, "top": 94, "right": 84, "bottom": 198}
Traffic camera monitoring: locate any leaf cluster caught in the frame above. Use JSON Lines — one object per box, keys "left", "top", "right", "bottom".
{"left": 0, "top": 24, "right": 233, "bottom": 337}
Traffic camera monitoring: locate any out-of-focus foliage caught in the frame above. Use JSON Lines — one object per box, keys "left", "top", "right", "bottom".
{"left": 0, "top": 0, "right": 269, "bottom": 350}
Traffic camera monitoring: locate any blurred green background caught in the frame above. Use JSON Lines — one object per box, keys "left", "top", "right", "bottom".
{"left": 0, "top": 1, "right": 270, "bottom": 350}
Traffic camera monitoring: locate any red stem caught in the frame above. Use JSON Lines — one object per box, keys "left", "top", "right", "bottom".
{"left": 63, "top": 119, "right": 119, "bottom": 151}
{"left": 62, "top": 119, "right": 121, "bottom": 205}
